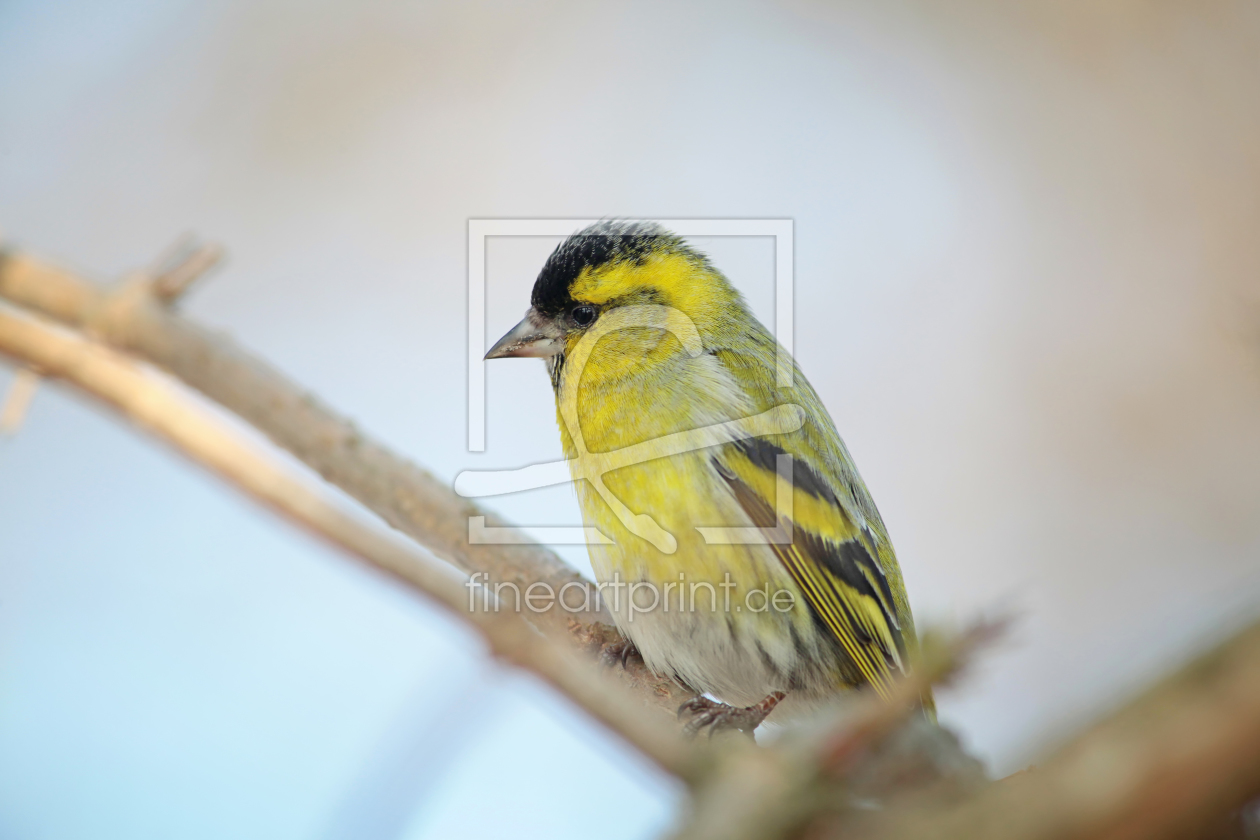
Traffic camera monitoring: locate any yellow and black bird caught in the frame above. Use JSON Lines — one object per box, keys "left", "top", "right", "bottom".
{"left": 486, "top": 221, "right": 928, "bottom": 733}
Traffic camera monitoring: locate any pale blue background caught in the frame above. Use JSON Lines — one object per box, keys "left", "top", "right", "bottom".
{"left": 2, "top": 1, "right": 1259, "bottom": 838}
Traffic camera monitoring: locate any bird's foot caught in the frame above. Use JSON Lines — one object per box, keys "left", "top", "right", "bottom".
{"left": 677, "top": 691, "right": 787, "bottom": 739}
{"left": 599, "top": 634, "right": 642, "bottom": 670}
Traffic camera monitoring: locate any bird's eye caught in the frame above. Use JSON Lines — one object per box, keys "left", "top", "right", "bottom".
{"left": 570, "top": 305, "right": 597, "bottom": 327}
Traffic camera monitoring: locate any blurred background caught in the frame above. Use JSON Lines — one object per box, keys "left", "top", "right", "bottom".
{"left": 1, "top": 1, "right": 1259, "bottom": 838}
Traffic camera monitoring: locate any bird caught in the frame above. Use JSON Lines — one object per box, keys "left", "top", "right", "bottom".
{"left": 485, "top": 220, "right": 929, "bottom": 735}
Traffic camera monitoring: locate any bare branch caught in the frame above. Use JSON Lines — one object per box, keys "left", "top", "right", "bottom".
{"left": 0, "top": 302, "right": 702, "bottom": 782}
{"left": 669, "top": 617, "right": 1260, "bottom": 840}
{"left": 847, "top": 618, "right": 1260, "bottom": 840}
{"left": 0, "top": 247, "right": 694, "bottom": 714}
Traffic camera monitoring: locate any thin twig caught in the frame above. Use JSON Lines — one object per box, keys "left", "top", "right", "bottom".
{"left": 820, "top": 618, "right": 1009, "bottom": 773}
{"left": 150, "top": 241, "right": 224, "bottom": 303}
{"left": 0, "top": 366, "right": 42, "bottom": 434}
{"left": 0, "top": 302, "right": 702, "bottom": 782}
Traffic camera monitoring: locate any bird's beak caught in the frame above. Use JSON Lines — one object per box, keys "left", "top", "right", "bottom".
{"left": 485, "top": 308, "right": 564, "bottom": 359}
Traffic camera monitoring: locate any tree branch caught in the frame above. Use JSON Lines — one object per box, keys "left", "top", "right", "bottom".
{"left": 859, "top": 617, "right": 1260, "bottom": 840}
{"left": 0, "top": 302, "right": 702, "bottom": 782}
{"left": 0, "top": 247, "right": 693, "bottom": 713}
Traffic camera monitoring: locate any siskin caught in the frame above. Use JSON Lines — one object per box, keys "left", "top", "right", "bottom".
{"left": 487, "top": 221, "right": 929, "bottom": 734}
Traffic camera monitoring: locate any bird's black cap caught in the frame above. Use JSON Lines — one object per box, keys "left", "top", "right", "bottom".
{"left": 530, "top": 220, "right": 696, "bottom": 315}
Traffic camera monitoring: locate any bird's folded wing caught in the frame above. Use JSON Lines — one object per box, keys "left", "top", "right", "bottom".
{"left": 712, "top": 437, "right": 907, "bottom": 699}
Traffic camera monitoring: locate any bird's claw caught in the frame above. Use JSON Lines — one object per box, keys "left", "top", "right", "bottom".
{"left": 676, "top": 691, "right": 786, "bottom": 739}
{"left": 599, "top": 635, "right": 642, "bottom": 670}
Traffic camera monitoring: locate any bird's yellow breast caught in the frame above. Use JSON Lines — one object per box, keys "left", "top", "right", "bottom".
{"left": 555, "top": 333, "right": 786, "bottom": 589}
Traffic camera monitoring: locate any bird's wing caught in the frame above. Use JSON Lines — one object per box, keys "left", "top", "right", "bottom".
{"left": 711, "top": 436, "right": 907, "bottom": 699}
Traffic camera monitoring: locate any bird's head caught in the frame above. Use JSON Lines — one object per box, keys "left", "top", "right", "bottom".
{"left": 485, "top": 221, "right": 744, "bottom": 374}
